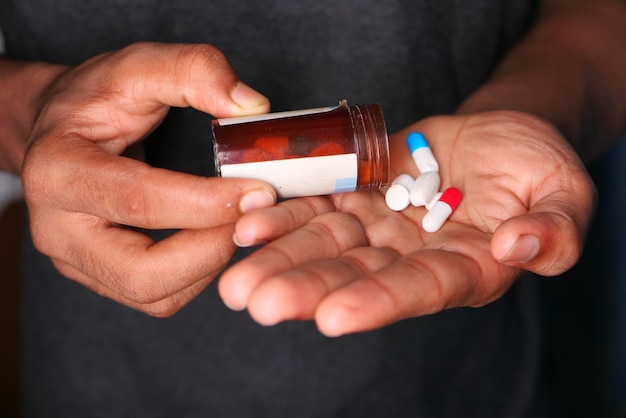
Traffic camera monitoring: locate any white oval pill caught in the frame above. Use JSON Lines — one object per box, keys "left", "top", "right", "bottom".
{"left": 410, "top": 171, "right": 441, "bottom": 207}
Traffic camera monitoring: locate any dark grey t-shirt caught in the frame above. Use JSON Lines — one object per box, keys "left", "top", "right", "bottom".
{"left": 1, "top": 1, "right": 547, "bottom": 416}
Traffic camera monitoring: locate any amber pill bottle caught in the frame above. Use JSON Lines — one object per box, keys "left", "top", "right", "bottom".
{"left": 212, "top": 100, "right": 390, "bottom": 198}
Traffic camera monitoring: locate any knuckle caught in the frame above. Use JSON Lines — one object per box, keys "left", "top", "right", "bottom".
{"left": 556, "top": 237, "right": 584, "bottom": 273}
{"left": 538, "top": 216, "right": 584, "bottom": 277}
{"left": 29, "top": 222, "right": 54, "bottom": 256}
{"left": 115, "top": 41, "right": 154, "bottom": 63}
{"left": 121, "top": 196, "right": 147, "bottom": 223}
{"left": 140, "top": 301, "right": 182, "bottom": 318}
{"left": 178, "top": 44, "right": 232, "bottom": 85}
{"left": 21, "top": 144, "right": 50, "bottom": 204}
{"left": 117, "top": 184, "right": 154, "bottom": 226}
{"left": 121, "top": 267, "right": 163, "bottom": 305}
{"left": 186, "top": 44, "right": 228, "bottom": 70}
{"left": 117, "top": 42, "right": 231, "bottom": 80}
{"left": 122, "top": 272, "right": 186, "bottom": 317}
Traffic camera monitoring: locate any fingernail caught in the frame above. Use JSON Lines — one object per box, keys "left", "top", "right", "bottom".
{"left": 232, "top": 232, "right": 247, "bottom": 247}
{"left": 239, "top": 189, "right": 275, "bottom": 213}
{"left": 223, "top": 298, "right": 245, "bottom": 312}
{"left": 500, "top": 234, "right": 540, "bottom": 264}
{"left": 230, "top": 82, "right": 270, "bottom": 111}
{"left": 232, "top": 232, "right": 266, "bottom": 248}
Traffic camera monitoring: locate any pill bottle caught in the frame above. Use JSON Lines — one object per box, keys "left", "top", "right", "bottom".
{"left": 212, "top": 100, "right": 390, "bottom": 198}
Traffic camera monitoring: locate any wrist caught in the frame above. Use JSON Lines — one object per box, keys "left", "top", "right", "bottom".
{"left": 455, "top": 0, "right": 626, "bottom": 161}
{"left": 455, "top": 71, "right": 585, "bottom": 147}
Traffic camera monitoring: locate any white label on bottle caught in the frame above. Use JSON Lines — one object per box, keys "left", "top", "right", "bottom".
{"left": 216, "top": 106, "right": 336, "bottom": 126}
{"left": 220, "top": 154, "right": 358, "bottom": 198}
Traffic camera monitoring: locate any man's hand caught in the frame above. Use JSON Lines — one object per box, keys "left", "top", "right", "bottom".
{"left": 22, "top": 42, "right": 277, "bottom": 316}
{"left": 218, "top": 111, "right": 595, "bottom": 336}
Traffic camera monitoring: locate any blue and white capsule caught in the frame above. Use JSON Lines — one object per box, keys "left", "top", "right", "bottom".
{"left": 407, "top": 132, "right": 439, "bottom": 173}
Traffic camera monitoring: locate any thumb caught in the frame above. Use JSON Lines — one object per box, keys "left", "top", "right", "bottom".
{"left": 491, "top": 190, "right": 596, "bottom": 276}
{"left": 104, "top": 42, "right": 270, "bottom": 118}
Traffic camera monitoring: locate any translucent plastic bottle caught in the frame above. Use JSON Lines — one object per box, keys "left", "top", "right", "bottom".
{"left": 212, "top": 100, "right": 390, "bottom": 198}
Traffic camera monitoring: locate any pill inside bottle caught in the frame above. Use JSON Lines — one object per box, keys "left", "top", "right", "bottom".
{"left": 212, "top": 100, "right": 390, "bottom": 198}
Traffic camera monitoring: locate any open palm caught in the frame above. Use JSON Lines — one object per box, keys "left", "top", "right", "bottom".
{"left": 219, "top": 110, "right": 595, "bottom": 336}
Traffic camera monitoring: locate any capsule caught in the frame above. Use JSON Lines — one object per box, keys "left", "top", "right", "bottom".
{"left": 385, "top": 174, "right": 414, "bottom": 211}
{"left": 425, "top": 191, "right": 443, "bottom": 211}
{"left": 410, "top": 171, "right": 440, "bottom": 207}
{"left": 422, "top": 187, "right": 462, "bottom": 233}
{"left": 407, "top": 132, "right": 439, "bottom": 173}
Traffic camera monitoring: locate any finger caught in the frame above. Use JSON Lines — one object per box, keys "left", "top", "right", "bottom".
{"left": 491, "top": 189, "right": 595, "bottom": 276}
{"left": 245, "top": 247, "right": 399, "bottom": 326}
{"left": 233, "top": 196, "right": 335, "bottom": 247}
{"left": 30, "top": 210, "right": 236, "bottom": 305}
{"left": 30, "top": 43, "right": 270, "bottom": 157}
{"left": 52, "top": 257, "right": 216, "bottom": 317}
{"left": 24, "top": 137, "right": 277, "bottom": 229}
{"left": 91, "top": 42, "right": 270, "bottom": 119}
{"left": 315, "top": 229, "right": 518, "bottom": 337}
{"left": 218, "top": 211, "right": 369, "bottom": 310}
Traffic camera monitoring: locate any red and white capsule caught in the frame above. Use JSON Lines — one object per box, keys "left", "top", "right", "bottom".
{"left": 425, "top": 191, "right": 442, "bottom": 211}
{"left": 422, "top": 187, "right": 462, "bottom": 233}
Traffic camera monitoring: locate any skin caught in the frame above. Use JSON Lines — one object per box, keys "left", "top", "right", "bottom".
{"left": 220, "top": 112, "right": 595, "bottom": 336}
{"left": 1, "top": 1, "right": 625, "bottom": 332}
{"left": 2, "top": 43, "right": 277, "bottom": 316}
{"left": 218, "top": 0, "right": 626, "bottom": 336}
